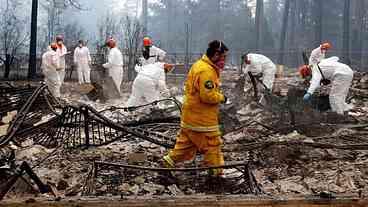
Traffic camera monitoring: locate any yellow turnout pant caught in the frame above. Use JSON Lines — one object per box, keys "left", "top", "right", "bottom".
{"left": 165, "top": 128, "right": 224, "bottom": 175}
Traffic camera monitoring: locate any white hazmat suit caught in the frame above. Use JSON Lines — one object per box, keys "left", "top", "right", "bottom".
{"left": 243, "top": 53, "right": 277, "bottom": 90}
{"left": 102, "top": 47, "right": 124, "bottom": 93}
{"left": 127, "top": 62, "right": 169, "bottom": 106}
{"left": 309, "top": 46, "right": 326, "bottom": 66}
{"left": 56, "top": 44, "right": 68, "bottom": 84}
{"left": 74, "top": 46, "right": 92, "bottom": 84}
{"left": 307, "top": 57, "right": 354, "bottom": 114}
{"left": 141, "top": 45, "right": 167, "bottom": 66}
{"left": 42, "top": 49, "right": 61, "bottom": 98}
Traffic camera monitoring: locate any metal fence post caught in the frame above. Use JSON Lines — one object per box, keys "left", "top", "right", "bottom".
{"left": 83, "top": 107, "right": 90, "bottom": 148}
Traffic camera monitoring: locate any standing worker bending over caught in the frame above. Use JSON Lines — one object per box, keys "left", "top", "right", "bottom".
{"left": 299, "top": 57, "right": 354, "bottom": 115}
{"left": 127, "top": 62, "right": 173, "bottom": 107}
{"left": 242, "top": 53, "right": 276, "bottom": 91}
{"left": 163, "top": 40, "right": 228, "bottom": 177}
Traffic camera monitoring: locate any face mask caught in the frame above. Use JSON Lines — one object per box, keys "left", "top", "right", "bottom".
{"left": 79, "top": 44, "right": 83, "bottom": 48}
{"left": 215, "top": 59, "right": 225, "bottom": 70}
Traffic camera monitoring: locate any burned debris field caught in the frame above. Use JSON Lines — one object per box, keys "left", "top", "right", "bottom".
{"left": 1, "top": 70, "right": 368, "bottom": 203}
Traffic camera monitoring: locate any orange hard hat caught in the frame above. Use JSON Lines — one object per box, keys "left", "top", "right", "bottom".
{"left": 299, "top": 65, "right": 312, "bottom": 78}
{"left": 106, "top": 38, "right": 116, "bottom": 48}
{"left": 143, "top": 37, "right": 152, "bottom": 47}
{"left": 50, "top": 42, "right": 58, "bottom": 50}
{"left": 321, "top": 42, "right": 331, "bottom": 50}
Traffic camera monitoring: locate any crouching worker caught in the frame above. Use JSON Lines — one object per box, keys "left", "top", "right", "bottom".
{"left": 127, "top": 62, "right": 174, "bottom": 107}
{"left": 42, "top": 43, "right": 61, "bottom": 98}
{"left": 299, "top": 57, "right": 354, "bottom": 115}
{"left": 163, "top": 40, "right": 228, "bottom": 177}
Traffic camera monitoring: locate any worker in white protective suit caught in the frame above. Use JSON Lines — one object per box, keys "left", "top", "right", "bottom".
{"left": 127, "top": 62, "right": 174, "bottom": 107}
{"left": 55, "top": 35, "right": 69, "bottom": 85}
{"left": 242, "top": 53, "right": 277, "bottom": 91}
{"left": 309, "top": 42, "right": 332, "bottom": 65}
{"left": 42, "top": 43, "right": 61, "bottom": 98}
{"left": 74, "top": 40, "right": 92, "bottom": 84}
{"left": 299, "top": 57, "right": 354, "bottom": 115}
{"left": 140, "top": 37, "right": 167, "bottom": 66}
{"left": 102, "top": 38, "right": 124, "bottom": 94}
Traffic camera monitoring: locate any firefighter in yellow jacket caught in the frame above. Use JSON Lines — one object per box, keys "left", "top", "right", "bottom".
{"left": 163, "top": 40, "right": 228, "bottom": 176}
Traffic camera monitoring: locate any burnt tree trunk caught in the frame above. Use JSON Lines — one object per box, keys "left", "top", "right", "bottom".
{"left": 255, "top": 0, "right": 264, "bottom": 51}
{"left": 354, "top": 0, "right": 365, "bottom": 69}
{"left": 342, "top": 0, "right": 351, "bottom": 64}
{"left": 278, "top": 0, "right": 291, "bottom": 65}
{"left": 4, "top": 54, "right": 13, "bottom": 79}
{"left": 313, "top": 0, "right": 323, "bottom": 46}
{"left": 289, "top": 0, "right": 297, "bottom": 67}
{"left": 142, "top": 0, "right": 148, "bottom": 36}
{"left": 166, "top": 0, "right": 172, "bottom": 52}
{"left": 295, "top": 0, "right": 308, "bottom": 65}
{"left": 28, "top": 0, "right": 38, "bottom": 79}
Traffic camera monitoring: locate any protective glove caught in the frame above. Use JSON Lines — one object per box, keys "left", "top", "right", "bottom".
{"left": 303, "top": 93, "right": 312, "bottom": 103}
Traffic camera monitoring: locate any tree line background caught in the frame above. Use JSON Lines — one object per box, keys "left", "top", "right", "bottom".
{"left": 1, "top": 0, "right": 368, "bottom": 80}
{"left": 147, "top": 0, "right": 368, "bottom": 70}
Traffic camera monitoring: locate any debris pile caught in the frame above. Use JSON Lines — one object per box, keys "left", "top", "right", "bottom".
{"left": 0, "top": 70, "right": 367, "bottom": 201}
{"left": 221, "top": 70, "right": 368, "bottom": 197}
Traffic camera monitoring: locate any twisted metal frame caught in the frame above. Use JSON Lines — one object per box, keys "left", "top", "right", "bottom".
{"left": 83, "top": 161, "right": 263, "bottom": 196}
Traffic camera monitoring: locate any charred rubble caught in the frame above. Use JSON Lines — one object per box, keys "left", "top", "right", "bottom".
{"left": 0, "top": 71, "right": 367, "bottom": 200}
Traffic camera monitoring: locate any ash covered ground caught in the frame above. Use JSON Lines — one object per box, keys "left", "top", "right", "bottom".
{"left": 1, "top": 70, "right": 368, "bottom": 201}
